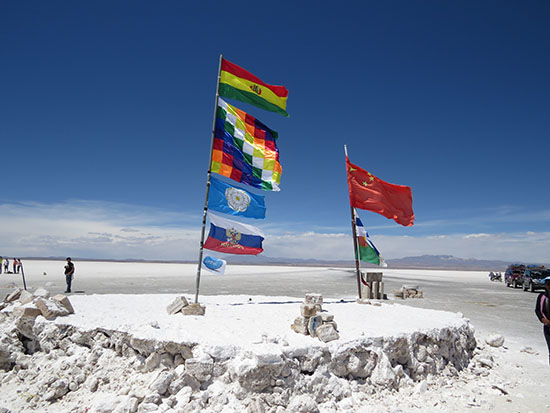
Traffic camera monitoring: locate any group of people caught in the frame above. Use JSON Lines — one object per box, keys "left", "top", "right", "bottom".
{"left": 0, "top": 257, "right": 22, "bottom": 274}
{"left": 1, "top": 256, "right": 74, "bottom": 292}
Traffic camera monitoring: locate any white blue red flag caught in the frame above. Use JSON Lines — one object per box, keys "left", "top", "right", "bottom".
{"left": 204, "top": 213, "right": 264, "bottom": 255}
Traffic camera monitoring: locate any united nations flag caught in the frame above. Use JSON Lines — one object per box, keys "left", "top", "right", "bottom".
{"left": 208, "top": 176, "right": 266, "bottom": 219}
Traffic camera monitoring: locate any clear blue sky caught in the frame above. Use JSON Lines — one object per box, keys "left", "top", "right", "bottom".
{"left": 2, "top": 1, "right": 549, "bottom": 262}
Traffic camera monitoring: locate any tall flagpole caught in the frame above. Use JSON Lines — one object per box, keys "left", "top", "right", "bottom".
{"left": 194, "top": 54, "right": 223, "bottom": 304}
{"left": 344, "top": 145, "right": 363, "bottom": 299}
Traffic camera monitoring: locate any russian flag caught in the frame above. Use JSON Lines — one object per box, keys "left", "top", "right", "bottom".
{"left": 204, "top": 213, "right": 264, "bottom": 255}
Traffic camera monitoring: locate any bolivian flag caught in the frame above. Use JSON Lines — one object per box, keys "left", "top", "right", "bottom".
{"left": 219, "top": 58, "right": 289, "bottom": 117}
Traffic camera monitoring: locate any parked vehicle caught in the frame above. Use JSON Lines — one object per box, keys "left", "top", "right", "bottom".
{"left": 505, "top": 264, "right": 526, "bottom": 288}
{"left": 522, "top": 267, "right": 549, "bottom": 292}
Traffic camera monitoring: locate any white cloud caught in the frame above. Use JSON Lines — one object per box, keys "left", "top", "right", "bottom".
{"left": 464, "top": 233, "right": 491, "bottom": 239}
{"left": 2, "top": 200, "right": 550, "bottom": 263}
{"left": 0, "top": 201, "right": 200, "bottom": 260}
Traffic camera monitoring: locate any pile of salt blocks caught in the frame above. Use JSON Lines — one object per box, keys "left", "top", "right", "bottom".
{"left": 394, "top": 284, "right": 424, "bottom": 299}
{"left": 166, "top": 296, "right": 206, "bottom": 316}
{"left": 290, "top": 293, "right": 339, "bottom": 343}
{"left": 1, "top": 287, "right": 74, "bottom": 320}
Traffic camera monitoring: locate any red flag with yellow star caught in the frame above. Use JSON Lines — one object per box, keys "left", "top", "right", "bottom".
{"left": 346, "top": 157, "right": 414, "bottom": 226}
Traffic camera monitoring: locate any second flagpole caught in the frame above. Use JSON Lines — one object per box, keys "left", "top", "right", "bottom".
{"left": 194, "top": 54, "right": 223, "bottom": 304}
{"left": 344, "top": 145, "right": 363, "bottom": 299}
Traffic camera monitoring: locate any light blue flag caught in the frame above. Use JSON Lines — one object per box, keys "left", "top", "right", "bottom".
{"left": 208, "top": 176, "right": 266, "bottom": 219}
{"left": 202, "top": 256, "right": 227, "bottom": 275}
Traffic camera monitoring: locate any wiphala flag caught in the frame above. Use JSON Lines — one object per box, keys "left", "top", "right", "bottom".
{"left": 211, "top": 98, "right": 282, "bottom": 191}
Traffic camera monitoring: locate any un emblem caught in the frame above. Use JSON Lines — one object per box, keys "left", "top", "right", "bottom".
{"left": 225, "top": 187, "right": 251, "bottom": 212}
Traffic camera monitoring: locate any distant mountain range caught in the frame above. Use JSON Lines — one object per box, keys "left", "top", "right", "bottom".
{"left": 221, "top": 254, "right": 520, "bottom": 271}
{"left": 19, "top": 254, "right": 546, "bottom": 271}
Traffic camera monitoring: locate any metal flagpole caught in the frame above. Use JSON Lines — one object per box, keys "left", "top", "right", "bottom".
{"left": 194, "top": 53, "right": 223, "bottom": 304}
{"left": 344, "top": 145, "right": 363, "bottom": 299}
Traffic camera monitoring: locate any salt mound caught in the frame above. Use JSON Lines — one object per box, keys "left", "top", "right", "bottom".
{"left": 0, "top": 295, "right": 477, "bottom": 412}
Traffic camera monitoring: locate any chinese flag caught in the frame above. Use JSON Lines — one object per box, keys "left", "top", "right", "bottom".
{"left": 346, "top": 157, "right": 414, "bottom": 226}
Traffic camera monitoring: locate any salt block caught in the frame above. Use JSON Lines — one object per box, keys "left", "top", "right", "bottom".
{"left": 323, "top": 321, "right": 338, "bottom": 332}
{"left": 167, "top": 296, "right": 189, "bottom": 315}
{"left": 13, "top": 305, "right": 42, "bottom": 319}
{"left": 33, "top": 288, "right": 50, "bottom": 298}
{"left": 320, "top": 313, "right": 334, "bottom": 322}
{"left": 300, "top": 303, "right": 317, "bottom": 318}
{"left": 5, "top": 288, "right": 22, "bottom": 303}
{"left": 52, "top": 294, "right": 75, "bottom": 314}
{"left": 182, "top": 303, "right": 205, "bottom": 316}
{"left": 315, "top": 324, "right": 339, "bottom": 343}
{"left": 291, "top": 317, "right": 309, "bottom": 335}
{"left": 19, "top": 290, "right": 34, "bottom": 305}
{"left": 35, "top": 298, "right": 70, "bottom": 320}
{"left": 307, "top": 315, "right": 323, "bottom": 337}
{"left": 485, "top": 334, "right": 505, "bottom": 348}
{"left": 304, "top": 293, "right": 323, "bottom": 305}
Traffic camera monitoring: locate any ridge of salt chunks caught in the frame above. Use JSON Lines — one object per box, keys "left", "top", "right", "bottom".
{"left": 3, "top": 288, "right": 74, "bottom": 320}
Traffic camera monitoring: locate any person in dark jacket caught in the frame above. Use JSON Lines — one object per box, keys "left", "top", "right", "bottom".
{"left": 64, "top": 257, "right": 75, "bottom": 293}
{"left": 535, "top": 276, "right": 550, "bottom": 366}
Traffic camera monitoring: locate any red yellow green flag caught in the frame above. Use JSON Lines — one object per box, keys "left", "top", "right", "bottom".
{"left": 219, "top": 58, "right": 289, "bottom": 117}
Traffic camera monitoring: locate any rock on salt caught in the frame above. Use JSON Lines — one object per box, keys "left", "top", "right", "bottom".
{"left": 18, "top": 290, "right": 34, "bottom": 305}
{"left": 33, "top": 287, "right": 50, "bottom": 298}
{"left": 35, "top": 298, "right": 69, "bottom": 320}
{"left": 485, "top": 334, "right": 505, "bottom": 348}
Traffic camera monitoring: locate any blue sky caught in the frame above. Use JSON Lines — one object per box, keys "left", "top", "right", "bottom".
{"left": 2, "top": 1, "right": 549, "bottom": 262}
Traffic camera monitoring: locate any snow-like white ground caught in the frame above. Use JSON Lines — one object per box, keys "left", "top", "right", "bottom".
{"left": 51, "top": 294, "right": 467, "bottom": 348}
{"left": 0, "top": 261, "right": 549, "bottom": 412}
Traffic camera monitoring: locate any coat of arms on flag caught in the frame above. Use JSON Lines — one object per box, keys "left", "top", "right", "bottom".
{"left": 204, "top": 213, "right": 264, "bottom": 255}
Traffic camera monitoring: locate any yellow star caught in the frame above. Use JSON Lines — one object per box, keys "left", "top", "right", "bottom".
{"left": 362, "top": 181, "right": 369, "bottom": 186}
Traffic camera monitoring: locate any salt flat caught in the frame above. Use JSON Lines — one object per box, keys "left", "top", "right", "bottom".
{"left": 0, "top": 261, "right": 549, "bottom": 412}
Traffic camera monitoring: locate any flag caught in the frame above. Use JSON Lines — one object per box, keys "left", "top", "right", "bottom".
{"left": 204, "top": 213, "right": 264, "bottom": 255}
{"left": 208, "top": 176, "right": 266, "bottom": 219}
{"left": 212, "top": 98, "right": 282, "bottom": 191}
{"left": 346, "top": 157, "right": 414, "bottom": 226}
{"left": 219, "top": 58, "right": 289, "bottom": 117}
{"left": 202, "top": 256, "right": 227, "bottom": 275}
{"left": 355, "top": 211, "right": 387, "bottom": 267}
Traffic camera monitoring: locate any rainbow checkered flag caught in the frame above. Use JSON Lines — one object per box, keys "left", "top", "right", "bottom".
{"left": 211, "top": 98, "right": 282, "bottom": 191}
